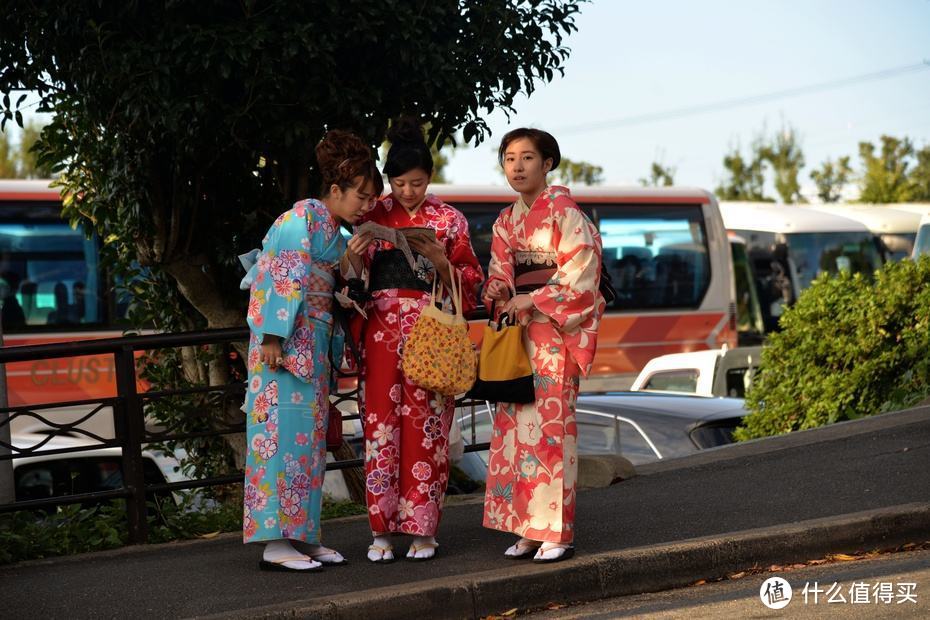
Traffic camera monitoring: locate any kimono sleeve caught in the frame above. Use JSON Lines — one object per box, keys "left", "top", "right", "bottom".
{"left": 245, "top": 211, "right": 309, "bottom": 341}
{"left": 445, "top": 208, "right": 485, "bottom": 315}
{"left": 529, "top": 202, "right": 603, "bottom": 332}
{"left": 484, "top": 209, "right": 516, "bottom": 301}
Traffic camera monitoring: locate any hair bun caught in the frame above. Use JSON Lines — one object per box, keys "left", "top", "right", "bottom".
{"left": 386, "top": 116, "right": 425, "bottom": 146}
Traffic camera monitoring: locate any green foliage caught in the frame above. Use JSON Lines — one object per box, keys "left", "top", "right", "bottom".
{"left": 858, "top": 135, "right": 917, "bottom": 203}
{"left": 0, "top": 492, "right": 364, "bottom": 564}
{"left": 761, "top": 124, "right": 805, "bottom": 203}
{"left": 909, "top": 144, "right": 930, "bottom": 202}
{"left": 320, "top": 496, "right": 367, "bottom": 520}
{"left": 0, "top": 120, "right": 51, "bottom": 178}
{"left": 0, "top": 1, "right": 586, "bottom": 330}
{"left": 552, "top": 157, "right": 604, "bottom": 185}
{"left": 715, "top": 138, "right": 772, "bottom": 202}
{"left": 737, "top": 256, "right": 930, "bottom": 440}
{"left": 810, "top": 156, "right": 853, "bottom": 203}
{"left": 639, "top": 161, "right": 675, "bottom": 187}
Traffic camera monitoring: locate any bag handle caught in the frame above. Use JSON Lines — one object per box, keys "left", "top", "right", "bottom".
{"left": 433, "top": 268, "right": 464, "bottom": 319}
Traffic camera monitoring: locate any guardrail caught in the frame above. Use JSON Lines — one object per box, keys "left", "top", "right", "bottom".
{"left": 0, "top": 328, "right": 490, "bottom": 543}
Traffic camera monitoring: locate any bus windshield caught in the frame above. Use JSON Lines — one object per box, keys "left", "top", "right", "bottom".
{"left": 0, "top": 221, "right": 105, "bottom": 332}
{"left": 784, "top": 231, "right": 882, "bottom": 291}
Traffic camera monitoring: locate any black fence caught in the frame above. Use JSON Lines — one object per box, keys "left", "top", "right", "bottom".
{"left": 0, "top": 328, "right": 490, "bottom": 544}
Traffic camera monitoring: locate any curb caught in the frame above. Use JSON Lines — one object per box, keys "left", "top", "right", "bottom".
{"left": 199, "top": 502, "right": 930, "bottom": 620}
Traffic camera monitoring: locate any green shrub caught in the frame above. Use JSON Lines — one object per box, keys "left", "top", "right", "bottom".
{"left": 736, "top": 255, "right": 930, "bottom": 440}
{"left": 0, "top": 491, "right": 365, "bottom": 564}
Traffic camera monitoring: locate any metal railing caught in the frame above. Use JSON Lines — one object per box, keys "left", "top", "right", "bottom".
{"left": 0, "top": 328, "right": 490, "bottom": 543}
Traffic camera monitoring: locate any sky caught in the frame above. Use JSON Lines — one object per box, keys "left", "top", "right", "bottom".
{"left": 443, "top": 0, "right": 930, "bottom": 197}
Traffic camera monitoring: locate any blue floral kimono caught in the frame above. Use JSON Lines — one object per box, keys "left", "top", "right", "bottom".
{"left": 241, "top": 199, "right": 346, "bottom": 544}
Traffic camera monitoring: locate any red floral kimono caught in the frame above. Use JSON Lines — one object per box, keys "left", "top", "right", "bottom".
{"left": 482, "top": 186, "right": 605, "bottom": 543}
{"left": 355, "top": 193, "right": 483, "bottom": 536}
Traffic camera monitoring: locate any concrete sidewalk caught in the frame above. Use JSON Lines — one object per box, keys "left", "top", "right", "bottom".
{"left": 3, "top": 406, "right": 929, "bottom": 620}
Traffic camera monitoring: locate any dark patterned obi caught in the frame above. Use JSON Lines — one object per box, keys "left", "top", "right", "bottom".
{"left": 369, "top": 249, "right": 431, "bottom": 293}
{"left": 514, "top": 250, "right": 557, "bottom": 294}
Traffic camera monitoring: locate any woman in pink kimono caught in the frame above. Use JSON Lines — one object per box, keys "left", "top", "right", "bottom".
{"left": 482, "top": 128, "right": 605, "bottom": 563}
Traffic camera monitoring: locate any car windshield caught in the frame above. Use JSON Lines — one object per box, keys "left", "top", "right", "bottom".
{"left": 784, "top": 231, "right": 883, "bottom": 291}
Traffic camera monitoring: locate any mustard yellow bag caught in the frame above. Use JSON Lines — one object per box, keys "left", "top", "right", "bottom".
{"left": 465, "top": 309, "right": 535, "bottom": 404}
{"left": 402, "top": 272, "right": 476, "bottom": 396}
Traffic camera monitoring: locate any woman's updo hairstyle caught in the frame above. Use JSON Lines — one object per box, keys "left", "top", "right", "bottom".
{"left": 383, "top": 116, "right": 434, "bottom": 178}
{"left": 315, "top": 129, "right": 383, "bottom": 197}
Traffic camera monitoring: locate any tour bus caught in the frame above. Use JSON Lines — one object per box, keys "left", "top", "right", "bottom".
{"left": 0, "top": 180, "right": 135, "bottom": 439}
{"left": 805, "top": 204, "right": 922, "bottom": 262}
{"left": 718, "top": 202, "right": 883, "bottom": 334}
{"left": 1, "top": 181, "right": 735, "bottom": 405}
{"left": 431, "top": 184, "right": 737, "bottom": 391}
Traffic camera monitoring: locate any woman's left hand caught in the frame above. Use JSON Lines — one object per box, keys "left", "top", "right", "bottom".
{"left": 501, "top": 294, "right": 535, "bottom": 323}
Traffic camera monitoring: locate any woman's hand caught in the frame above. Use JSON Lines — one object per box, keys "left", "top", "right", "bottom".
{"left": 342, "top": 231, "right": 373, "bottom": 277}
{"left": 483, "top": 279, "right": 512, "bottom": 308}
{"left": 346, "top": 231, "right": 374, "bottom": 258}
{"left": 408, "top": 237, "right": 449, "bottom": 270}
{"left": 500, "top": 294, "right": 535, "bottom": 324}
{"left": 260, "top": 336, "right": 284, "bottom": 371}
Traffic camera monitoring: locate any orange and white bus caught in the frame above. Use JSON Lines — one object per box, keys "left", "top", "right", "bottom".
{"left": 0, "top": 180, "right": 135, "bottom": 437}
{"left": 1, "top": 181, "right": 736, "bottom": 404}
{"left": 431, "top": 184, "right": 737, "bottom": 391}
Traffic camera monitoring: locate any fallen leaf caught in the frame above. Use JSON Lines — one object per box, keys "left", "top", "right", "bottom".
{"left": 728, "top": 572, "right": 746, "bottom": 579}
{"left": 691, "top": 579, "right": 707, "bottom": 586}
{"left": 546, "top": 604, "right": 566, "bottom": 610}
{"left": 831, "top": 553, "right": 858, "bottom": 561}
{"left": 199, "top": 531, "right": 220, "bottom": 539}
{"left": 501, "top": 609, "right": 518, "bottom": 617}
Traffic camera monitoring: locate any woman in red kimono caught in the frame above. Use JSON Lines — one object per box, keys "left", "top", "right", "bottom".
{"left": 346, "top": 117, "right": 483, "bottom": 562}
{"left": 482, "top": 128, "right": 605, "bottom": 563}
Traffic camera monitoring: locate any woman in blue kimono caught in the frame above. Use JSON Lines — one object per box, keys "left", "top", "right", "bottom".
{"left": 242, "top": 130, "right": 382, "bottom": 572}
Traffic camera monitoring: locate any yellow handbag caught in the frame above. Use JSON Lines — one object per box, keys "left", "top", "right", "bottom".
{"left": 465, "top": 307, "right": 536, "bottom": 404}
{"left": 402, "top": 271, "right": 476, "bottom": 396}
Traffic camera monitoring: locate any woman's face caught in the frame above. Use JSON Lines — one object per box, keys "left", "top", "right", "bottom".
{"left": 330, "top": 176, "right": 377, "bottom": 224}
{"left": 388, "top": 168, "right": 431, "bottom": 211}
{"left": 502, "top": 137, "right": 552, "bottom": 196}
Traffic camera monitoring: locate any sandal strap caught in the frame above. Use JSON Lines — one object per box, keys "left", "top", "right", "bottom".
{"left": 266, "top": 556, "right": 313, "bottom": 564}
{"left": 368, "top": 544, "right": 393, "bottom": 552}
{"left": 410, "top": 541, "right": 439, "bottom": 552}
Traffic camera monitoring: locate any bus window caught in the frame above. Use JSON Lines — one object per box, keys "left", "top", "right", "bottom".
{"left": 0, "top": 222, "right": 104, "bottom": 333}
{"left": 596, "top": 205, "right": 710, "bottom": 310}
{"left": 455, "top": 205, "right": 504, "bottom": 271}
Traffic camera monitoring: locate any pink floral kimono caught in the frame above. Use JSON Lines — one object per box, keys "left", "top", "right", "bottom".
{"left": 482, "top": 186, "right": 605, "bottom": 543}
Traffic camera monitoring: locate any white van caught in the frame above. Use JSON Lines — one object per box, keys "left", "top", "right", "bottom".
{"left": 719, "top": 202, "right": 883, "bottom": 332}
{"left": 806, "top": 204, "right": 922, "bottom": 261}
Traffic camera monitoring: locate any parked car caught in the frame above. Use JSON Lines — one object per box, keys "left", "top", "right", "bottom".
{"left": 10, "top": 432, "right": 188, "bottom": 508}
{"left": 630, "top": 346, "right": 762, "bottom": 398}
{"left": 454, "top": 392, "right": 749, "bottom": 467}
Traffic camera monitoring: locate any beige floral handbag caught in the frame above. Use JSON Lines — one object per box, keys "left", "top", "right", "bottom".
{"left": 402, "top": 270, "right": 476, "bottom": 396}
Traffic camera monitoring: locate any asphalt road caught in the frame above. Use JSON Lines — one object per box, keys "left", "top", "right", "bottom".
{"left": 1, "top": 408, "right": 928, "bottom": 619}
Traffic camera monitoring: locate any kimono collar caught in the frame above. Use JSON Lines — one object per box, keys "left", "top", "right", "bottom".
{"left": 513, "top": 185, "right": 572, "bottom": 217}
{"left": 382, "top": 192, "right": 442, "bottom": 216}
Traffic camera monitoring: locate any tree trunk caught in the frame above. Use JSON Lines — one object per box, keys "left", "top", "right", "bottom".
{"left": 332, "top": 441, "right": 366, "bottom": 505}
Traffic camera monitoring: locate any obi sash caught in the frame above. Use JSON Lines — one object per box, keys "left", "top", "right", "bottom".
{"left": 369, "top": 249, "right": 431, "bottom": 292}
{"left": 514, "top": 250, "right": 557, "bottom": 294}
